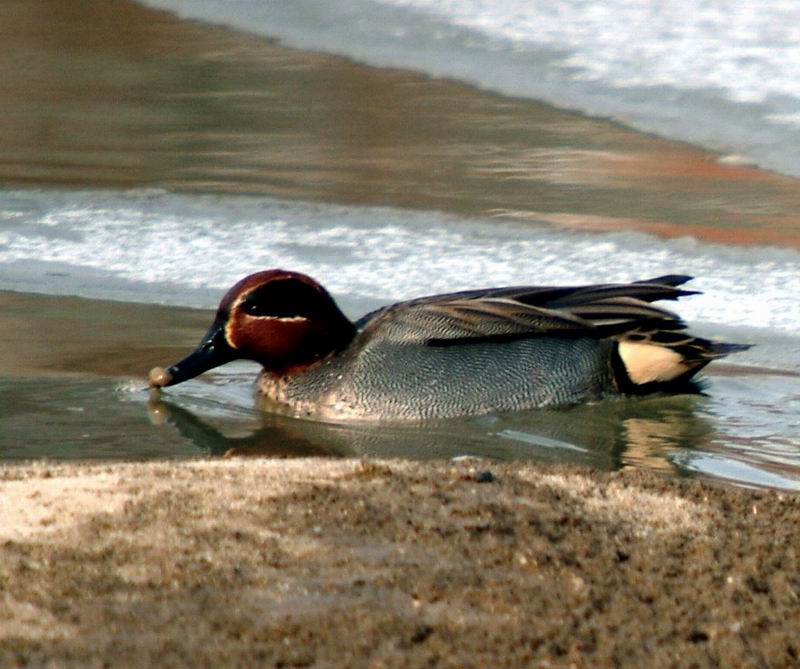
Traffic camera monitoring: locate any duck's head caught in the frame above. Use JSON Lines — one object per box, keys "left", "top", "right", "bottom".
{"left": 149, "top": 269, "right": 356, "bottom": 389}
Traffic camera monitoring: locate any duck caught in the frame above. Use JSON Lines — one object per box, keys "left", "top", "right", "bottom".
{"left": 148, "top": 269, "right": 749, "bottom": 421}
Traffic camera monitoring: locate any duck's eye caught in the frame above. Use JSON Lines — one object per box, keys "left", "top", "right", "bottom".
{"left": 241, "top": 278, "right": 322, "bottom": 319}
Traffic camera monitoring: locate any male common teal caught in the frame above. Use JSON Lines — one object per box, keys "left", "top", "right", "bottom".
{"left": 149, "top": 270, "right": 749, "bottom": 420}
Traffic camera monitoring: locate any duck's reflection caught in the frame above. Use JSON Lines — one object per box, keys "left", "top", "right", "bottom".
{"left": 148, "top": 389, "right": 715, "bottom": 473}
{"left": 148, "top": 399, "right": 340, "bottom": 458}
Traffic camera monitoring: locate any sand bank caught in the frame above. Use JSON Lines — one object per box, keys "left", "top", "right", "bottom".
{"left": 1, "top": 458, "right": 798, "bottom": 667}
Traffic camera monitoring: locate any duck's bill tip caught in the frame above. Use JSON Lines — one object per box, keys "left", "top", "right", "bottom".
{"left": 148, "top": 366, "right": 173, "bottom": 388}
{"left": 148, "top": 321, "right": 237, "bottom": 390}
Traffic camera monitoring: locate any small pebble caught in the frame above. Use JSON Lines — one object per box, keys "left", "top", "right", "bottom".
{"left": 475, "top": 470, "right": 494, "bottom": 483}
{"left": 148, "top": 366, "right": 172, "bottom": 388}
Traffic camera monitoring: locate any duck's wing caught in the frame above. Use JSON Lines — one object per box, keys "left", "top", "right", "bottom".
{"left": 356, "top": 275, "right": 698, "bottom": 346}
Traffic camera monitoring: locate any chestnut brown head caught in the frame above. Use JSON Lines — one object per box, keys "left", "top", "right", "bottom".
{"left": 150, "top": 270, "right": 356, "bottom": 388}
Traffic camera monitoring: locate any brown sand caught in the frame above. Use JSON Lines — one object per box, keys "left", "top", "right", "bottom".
{"left": 2, "top": 458, "right": 799, "bottom": 667}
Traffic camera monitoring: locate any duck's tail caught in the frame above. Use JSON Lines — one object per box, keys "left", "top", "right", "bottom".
{"left": 613, "top": 331, "right": 751, "bottom": 394}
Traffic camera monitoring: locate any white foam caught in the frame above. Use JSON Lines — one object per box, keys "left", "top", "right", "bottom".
{"left": 767, "top": 113, "right": 800, "bottom": 127}
{"left": 1, "top": 189, "right": 798, "bottom": 343}
{"left": 377, "top": 0, "right": 800, "bottom": 105}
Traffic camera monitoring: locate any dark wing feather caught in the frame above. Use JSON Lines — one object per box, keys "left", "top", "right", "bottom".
{"left": 356, "top": 276, "right": 698, "bottom": 346}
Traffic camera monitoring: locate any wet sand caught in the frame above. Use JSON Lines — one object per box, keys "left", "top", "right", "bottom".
{"left": 0, "top": 290, "right": 211, "bottom": 379}
{"left": 2, "top": 457, "right": 799, "bottom": 667}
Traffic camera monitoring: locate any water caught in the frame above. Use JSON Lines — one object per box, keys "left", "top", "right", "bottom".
{"left": 1, "top": 1, "right": 800, "bottom": 490}
{"left": 2, "top": 188, "right": 800, "bottom": 339}
{"left": 1, "top": 188, "right": 799, "bottom": 489}
{"left": 138, "top": 0, "right": 800, "bottom": 179}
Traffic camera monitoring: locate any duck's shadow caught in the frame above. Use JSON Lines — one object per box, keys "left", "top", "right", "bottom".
{"left": 148, "top": 389, "right": 715, "bottom": 471}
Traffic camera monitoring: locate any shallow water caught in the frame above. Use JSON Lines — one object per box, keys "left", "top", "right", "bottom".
{"left": 2, "top": 290, "right": 799, "bottom": 491}
{"left": 1, "top": 1, "right": 800, "bottom": 490}
{"left": 148, "top": 368, "right": 800, "bottom": 491}
{"left": 3, "top": 189, "right": 800, "bottom": 338}
{"left": 5, "top": 0, "right": 800, "bottom": 248}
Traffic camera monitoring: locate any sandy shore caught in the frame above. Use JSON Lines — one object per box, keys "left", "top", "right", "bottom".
{"left": 2, "top": 458, "right": 798, "bottom": 667}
